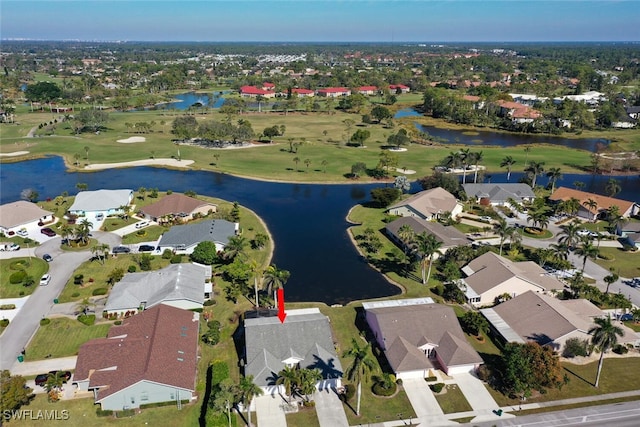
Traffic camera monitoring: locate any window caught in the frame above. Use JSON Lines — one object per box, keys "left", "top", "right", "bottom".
{"left": 141, "top": 392, "right": 149, "bottom": 401}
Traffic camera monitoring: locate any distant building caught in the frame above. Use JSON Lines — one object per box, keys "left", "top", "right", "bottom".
{"left": 316, "top": 87, "right": 351, "bottom": 97}
{"left": 385, "top": 217, "right": 469, "bottom": 255}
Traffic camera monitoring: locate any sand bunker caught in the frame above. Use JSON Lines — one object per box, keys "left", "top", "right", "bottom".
{"left": 392, "top": 167, "right": 416, "bottom": 175}
{"left": 117, "top": 136, "right": 146, "bottom": 143}
{"left": 84, "top": 158, "right": 194, "bottom": 170}
{"left": 0, "top": 151, "right": 29, "bottom": 157}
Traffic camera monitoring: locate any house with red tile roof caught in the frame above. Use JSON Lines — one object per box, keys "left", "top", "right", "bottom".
{"left": 73, "top": 305, "right": 199, "bottom": 411}
{"left": 261, "top": 82, "right": 275, "bottom": 91}
{"left": 389, "top": 84, "right": 410, "bottom": 94}
{"left": 316, "top": 87, "right": 351, "bottom": 97}
{"left": 291, "top": 88, "right": 315, "bottom": 97}
{"left": 496, "top": 100, "right": 542, "bottom": 124}
{"left": 549, "top": 187, "right": 639, "bottom": 220}
{"left": 239, "top": 85, "right": 276, "bottom": 98}
{"left": 357, "top": 86, "right": 378, "bottom": 95}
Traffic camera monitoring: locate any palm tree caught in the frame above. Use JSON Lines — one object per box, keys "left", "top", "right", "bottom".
{"left": 44, "top": 371, "right": 65, "bottom": 402}
{"left": 605, "top": 178, "right": 621, "bottom": 197}
{"left": 321, "top": 159, "right": 328, "bottom": 173}
{"left": 343, "top": 339, "right": 376, "bottom": 416}
{"left": 275, "top": 366, "right": 299, "bottom": 402}
{"left": 414, "top": 232, "right": 442, "bottom": 284}
{"left": 60, "top": 224, "right": 74, "bottom": 247}
{"left": 603, "top": 270, "right": 619, "bottom": 295}
{"left": 263, "top": 264, "right": 290, "bottom": 305}
{"left": 76, "top": 218, "right": 93, "bottom": 245}
{"left": 84, "top": 146, "right": 90, "bottom": 163}
{"left": 304, "top": 158, "right": 311, "bottom": 169}
{"left": 561, "top": 197, "right": 581, "bottom": 218}
{"left": 444, "top": 150, "right": 463, "bottom": 172}
{"left": 397, "top": 224, "right": 415, "bottom": 254}
{"left": 91, "top": 243, "right": 109, "bottom": 265}
{"left": 248, "top": 259, "right": 262, "bottom": 307}
{"left": 222, "top": 235, "right": 249, "bottom": 261}
{"left": 550, "top": 242, "right": 570, "bottom": 262}
{"left": 559, "top": 221, "right": 581, "bottom": 249}
{"left": 471, "top": 151, "right": 483, "bottom": 183}
{"left": 73, "top": 153, "right": 81, "bottom": 166}
{"left": 293, "top": 157, "right": 300, "bottom": 169}
{"left": 575, "top": 238, "right": 599, "bottom": 273}
{"left": 524, "top": 161, "right": 545, "bottom": 188}
{"left": 546, "top": 167, "right": 563, "bottom": 193}
{"left": 589, "top": 316, "right": 623, "bottom": 387}
{"left": 494, "top": 218, "right": 516, "bottom": 256}
{"left": 460, "top": 148, "right": 471, "bottom": 184}
{"left": 523, "top": 145, "right": 531, "bottom": 168}
{"left": 583, "top": 198, "right": 599, "bottom": 222}
{"left": 298, "top": 368, "right": 322, "bottom": 402}
{"left": 76, "top": 297, "right": 95, "bottom": 315}
{"left": 500, "top": 155, "right": 516, "bottom": 181}
{"left": 237, "top": 375, "right": 263, "bottom": 426}
{"left": 138, "top": 186, "right": 147, "bottom": 201}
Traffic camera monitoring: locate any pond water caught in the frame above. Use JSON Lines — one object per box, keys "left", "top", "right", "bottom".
{"left": 154, "top": 91, "right": 230, "bottom": 111}
{"left": 394, "top": 108, "right": 609, "bottom": 152}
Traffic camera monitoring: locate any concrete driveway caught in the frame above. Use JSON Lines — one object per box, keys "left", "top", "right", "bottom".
{"left": 254, "top": 394, "right": 287, "bottom": 427}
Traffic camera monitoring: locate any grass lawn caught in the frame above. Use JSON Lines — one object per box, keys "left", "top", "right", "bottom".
{"left": 488, "top": 357, "right": 640, "bottom": 407}
{"left": 121, "top": 225, "right": 167, "bottom": 244}
{"left": 593, "top": 246, "right": 640, "bottom": 278}
{"left": 433, "top": 383, "right": 473, "bottom": 414}
{"left": 286, "top": 407, "right": 321, "bottom": 427}
{"left": 25, "top": 317, "right": 111, "bottom": 360}
{"left": 624, "top": 321, "right": 640, "bottom": 332}
{"left": 0, "top": 257, "right": 49, "bottom": 298}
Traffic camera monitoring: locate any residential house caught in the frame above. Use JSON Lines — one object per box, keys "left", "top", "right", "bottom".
{"left": 553, "top": 91, "right": 606, "bottom": 106}
{"left": 387, "top": 187, "right": 463, "bottom": 220}
{"left": 508, "top": 94, "right": 549, "bottom": 107}
{"left": 617, "top": 222, "right": 640, "bottom": 249}
{"left": 462, "top": 95, "right": 485, "bottom": 110}
{"left": 316, "top": 87, "right": 351, "bottom": 98}
{"left": 291, "top": 88, "right": 315, "bottom": 98}
{"left": 626, "top": 106, "right": 640, "bottom": 120}
{"left": 239, "top": 85, "right": 276, "bottom": 98}
{"left": 389, "top": 84, "right": 410, "bottom": 94}
{"left": 385, "top": 217, "right": 469, "bottom": 255}
{"left": 460, "top": 252, "right": 563, "bottom": 307}
{"left": 244, "top": 308, "right": 343, "bottom": 394}
{"left": 157, "top": 219, "right": 238, "bottom": 254}
{"left": 68, "top": 189, "right": 133, "bottom": 219}
{"left": 611, "top": 114, "right": 637, "bottom": 129}
{"left": 364, "top": 298, "right": 483, "bottom": 378}
{"left": 549, "top": 187, "right": 639, "bottom": 221}
{"left": 357, "top": 86, "right": 378, "bottom": 95}
{"left": 0, "top": 201, "right": 54, "bottom": 236}
{"left": 462, "top": 183, "right": 535, "bottom": 206}
{"left": 481, "top": 291, "right": 640, "bottom": 352}
{"left": 73, "top": 305, "right": 199, "bottom": 411}
{"left": 104, "top": 263, "right": 212, "bottom": 316}
{"left": 496, "top": 100, "right": 542, "bottom": 124}
{"left": 139, "top": 193, "right": 217, "bottom": 224}
{"left": 261, "top": 82, "right": 276, "bottom": 91}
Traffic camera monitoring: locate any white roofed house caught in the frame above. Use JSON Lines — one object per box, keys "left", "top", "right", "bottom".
{"left": 68, "top": 189, "right": 133, "bottom": 218}
{"left": 387, "top": 187, "right": 463, "bottom": 220}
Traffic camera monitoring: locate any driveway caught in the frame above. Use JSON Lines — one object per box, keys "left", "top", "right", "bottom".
{"left": 254, "top": 394, "right": 287, "bottom": 427}
{"left": 314, "top": 388, "right": 348, "bottom": 427}
{"left": 402, "top": 378, "right": 456, "bottom": 426}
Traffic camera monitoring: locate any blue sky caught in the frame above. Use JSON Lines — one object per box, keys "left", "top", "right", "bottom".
{"left": 2, "top": 1, "right": 639, "bottom": 42}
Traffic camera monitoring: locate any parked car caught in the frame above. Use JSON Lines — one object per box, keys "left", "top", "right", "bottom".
{"left": 39, "top": 274, "right": 51, "bottom": 286}
{"left": 0, "top": 243, "right": 20, "bottom": 251}
{"left": 34, "top": 374, "right": 49, "bottom": 387}
{"left": 577, "top": 229, "right": 591, "bottom": 236}
{"left": 16, "top": 229, "right": 28, "bottom": 237}
{"left": 138, "top": 244, "right": 155, "bottom": 252}
{"left": 40, "top": 227, "right": 56, "bottom": 237}
{"left": 43, "top": 254, "right": 53, "bottom": 262}
{"left": 480, "top": 216, "right": 492, "bottom": 222}
{"left": 112, "top": 246, "right": 131, "bottom": 254}
{"left": 620, "top": 313, "right": 634, "bottom": 321}
{"left": 135, "top": 221, "right": 149, "bottom": 229}
{"left": 95, "top": 213, "right": 104, "bottom": 221}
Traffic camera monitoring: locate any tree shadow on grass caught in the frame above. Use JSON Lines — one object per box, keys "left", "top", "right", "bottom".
{"left": 563, "top": 366, "right": 595, "bottom": 387}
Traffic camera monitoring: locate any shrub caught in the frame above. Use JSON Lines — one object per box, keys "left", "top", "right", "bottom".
{"left": 0, "top": 319, "right": 9, "bottom": 327}
{"left": 9, "top": 260, "right": 28, "bottom": 270}
{"left": 92, "top": 288, "right": 108, "bottom": 296}
{"left": 96, "top": 409, "right": 114, "bottom": 417}
{"left": 476, "top": 365, "right": 491, "bottom": 382}
{"left": 40, "top": 318, "right": 51, "bottom": 326}
{"left": 425, "top": 376, "right": 438, "bottom": 382}
{"left": 203, "top": 299, "right": 215, "bottom": 306}
{"left": 302, "top": 400, "right": 316, "bottom": 407}
{"left": 0, "top": 304, "right": 16, "bottom": 310}
{"left": 74, "top": 274, "right": 84, "bottom": 285}
{"left": 162, "top": 249, "right": 173, "bottom": 259}
{"left": 128, "top": 265, "right": 137, "bottom": 273}
{"left": 430, "top": 383, "right": 445, "bottom": 393}
{"left": 395, "top": 378, "right": 402, "bottom": 386}
{"left": 562, "top": 338, "right": 590, "bottom": 358}
{"left": 71, "top": 292, "right": 80, "bottom": 298}
{"left": 201, "top": 328, "right": 220, "bottom": 345}
{"left": 9, "top": 271, "right": 27, "bottom": 284}
{"left": 77, "top": 314, "right": 96, "bottom": 326}
{"left": 342, "top": 384, "right": 356, "bottom": 402}
{"left": 372, "top": 381, "right": 397, "bottom": 396}
{"left": 207, "top": 320, "right": 221, "bottom": 330}
{"left": 114, "top": 320, "right": 122, "bottom": 326}
{"left": 598, "top": 253, "right": 614, "bottom": 261}
{"left": 115, "top": 409, "right": 135, "bottom": 418}
{"left": 170, "top": 254, "right": 182, "bottom": 264}
{"left": 613, "top": 344, "right": 629, "bottom": 355}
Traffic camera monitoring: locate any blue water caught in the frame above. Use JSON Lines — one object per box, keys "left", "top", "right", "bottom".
{"left": 394, "top": 108, "right": 609, "bottom": 152}
{"left": 154, "top": 91, "right": 230, "bottom": 111}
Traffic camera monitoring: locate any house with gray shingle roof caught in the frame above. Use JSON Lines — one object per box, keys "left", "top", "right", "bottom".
{"left": 73, "top": 305, "right": 199, "bottom": 411}
{"left": 158, "top": 219, "right": 238, "bottom": 253}
{"left": 364, "top": 298, "right": 483, "bottom": 378}
{"left": 104, "top": 263, "right": 212, "bottom": 315}
{"left": 481, "top": 291, "right": 640, "bottom": 352}
{"left": 385, "top": 216, "right": 469, "bottom": 255}
{"left": 463, "top": 183, "right": 535, "bottom": 206}
{"left": 243, "top": 308, "right": 343, "bottom": 394}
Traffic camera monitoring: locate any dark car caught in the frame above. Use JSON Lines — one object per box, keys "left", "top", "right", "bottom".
{"left": 138, "top": 244, "right": 156, "bottom": 252}
{"left": 35, "top": 374, "right": 49, "bottom": 387}
{"left": 40, "top": 227, "right": 56, "bottom": 237}
{"left": 112, "top": 246, "right": 131, "bottom": 254}
{"left": 43, "top": 254, "right": 53, "bottom": 262}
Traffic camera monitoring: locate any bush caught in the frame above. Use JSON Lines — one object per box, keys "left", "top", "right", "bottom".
{"left": 342, "top": 384, "right": 356, "bottom": 402}
{"left": 96, "top": 409, "right": 114, "bottom": 417}
{"left": 40, "top": 318, "right": 51, "bottom": 326}
{"left": 162, "top": 249, "right": 173, "bottom": 259}
{"left": 430, "top": 383, "right": 445, "bottom": 393}
{"left": 562, "top": 338, "right": 590, "bottom": 358}
{"left": 302, "top": 400, "right": 316, "bottom": 407}
{"left": 0, "top": 304, "right": 16, "bottom": 310}
{"left": 170, "top": 255, "right": 182, "bottom": 264}
{"left": 395, "top": 378, "right": 402, "bottom": 386}
{"left": 114, "top": 320, "right": 122, "bottom": 325}
{"left": 140, "top": 400, "right": 190, "bottom": 409}
{"left": 372, "top": 381, "right": 397, "bottom": 396}
{"left": 613, "top": 344, "right": 629, "bottom": 355}
{"left": 9, "top": 271, "right": 27, "bottom": 284}
{"left": 77, "top": 314, "right": 96, "bottom": 326}
{"left": 128, "top": 265, "right": 137, "bottom": 273}
{"left": 0, "top": 319, "right": 9, "bottom": 327}
{"left": 74, "top": 274, "right": 84, "bottom": 285}
{"left": 115, "top": 409, "right": 135, "bottom": 418}
{"left": 476, "top": 365, "right": 491, "bottom": 382}
{"left": 203, "top": 299, "right": 216, "bottom": 306}
{"left": 201, "top": 328, "right": 220, "bottom": 346}
{"left": 92, "top": 288, "right": 108, "bottom": 296}
{"left": 71, "top": 292, "right": 80, "bottom": 298}
{"left": 9, "top": 260, "right": 28, "bottom": 270}
{"left": 425, "top": 376, "right": 438, "bottom": 382}
{"left": 598, "top": 253, "right": 614, "bottom": 261}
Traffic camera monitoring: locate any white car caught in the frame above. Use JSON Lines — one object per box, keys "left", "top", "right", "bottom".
{"left": 39, "top": 274, "right": 51, "bottom": 286}
{"left": 135, "top": 221, "right": 149, "bottom": 229}
{"left": 576, "top": 229, "right": 590, "bottom": 236}
{"left": 16, "top": 229, "right": 28, "bottom": 237}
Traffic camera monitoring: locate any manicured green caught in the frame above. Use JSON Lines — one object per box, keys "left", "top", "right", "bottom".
{"left": 25, "top": 317, "right": 111, "bottom": 360}
{"left": 286, "top": 407, "right": 321, "bottom": 427}
{"left": 593, "top": 247, "right": 640, "bottom": 278}
{"left": 0, "top": 257, "right": 48, "bottom": 298}
{"left": 433, "top": 383, "right": 473, "bottom": 414}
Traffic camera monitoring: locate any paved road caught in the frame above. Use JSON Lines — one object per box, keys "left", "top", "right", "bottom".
{"left": 0, "top": 233, "right": 120, "bottom": 371}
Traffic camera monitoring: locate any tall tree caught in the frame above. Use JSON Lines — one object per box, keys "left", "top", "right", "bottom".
{"left": 275, "top": 366, "right": 299, "bottom": 402}
{"left": 575, "top": 238, "right": 599, "bottom": 273}
{"left": 237, "top": 375, "right": 263, "bottom": 426}
{"left": 583, "top": 198, "right": 599, "bottom": 222}
{"left": 559, "top": 221, "right": 581, "bottom": 250}
{"left": 500, "top": 155, "right": 516, "bottom": 181}
{"left": 263, "top": 264, "right": 290, "bottom": 304}
{"left": 397, "top": 224, "right": 415, "bottom": 254}
{"left": 222, "top": 235, "right": 249, "bottom": 262}
{"left": 605, "top": 178, "right": 621, "bottom": 197}
{"left": 546, "top": 167, "right": 563, "bottom": 193}
{"left": 414, "top": 232, "right": 443, "bottom": 284}
{"left": 471, "top": 151, "right": 484, "bottom": 183}
{"left": 525, "top": 161, "right": 545, "bottom": 188}
{"left": 0, "top": 370, "right": 34, "bottom": 413}
{"left": 589, "top": 316, "right": 623, "bottom": 387}
{"left": 494, "top": 218, "right": 517, "bottom": 256}
{"left": 343, "top": 339, "right": 376, "bottom": 416}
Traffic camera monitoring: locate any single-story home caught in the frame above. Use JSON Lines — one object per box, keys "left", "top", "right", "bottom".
{"left": 385, "top": 217, "right": 469, "bottom": 255}
{"left": 462, "top": 183, "right": 535, "bottom": 206}
{"left": 157, "top": 219, "right": 238, "bottom": 254}
{"left": 389, "top": 84, "right": 410, "bottom": 94}
{"left": 73, "top": 305, "right": 199, "bottom": 411}
{"left": 549, "top": 187, "right": 639, "bottom": 220}
{"left": 239, "top": 85, "right": 276, "bottom": 98}
{"left": 104, "top": 263, "right": 212, "bottom": 315}
{"left": 244, "top": 308, "right": 343, "bottom": 394}
{"left": 357, "top": 85, "right": 378, "bottom": 95}
{"left": 460, "top": 252, "right": 564, "bottom": 307}
{"left": 139, "top": 193, "right": 217, "bottom": 224}
{"left": 617, "top": 221, "right": 640, "bottom": 248}
{"left": 316, "top": 87, "right": 351, "bottom": 97}
{"left": 481, "top": 291, "right": 640, "bottom": 352}
{"left": 364, "top": 298, "right": 483, "bottom": 378}
{"left": 291, "top": 88, "right": 315, "bottom": 98}
{"left": 387, "top": 187, "right": 463, "bottom": 220}
{"left": 68, "top": 189, "right": 133, "bottom": 218}
{"left": 0, "top": 201, "right": 54, "bottom": 235}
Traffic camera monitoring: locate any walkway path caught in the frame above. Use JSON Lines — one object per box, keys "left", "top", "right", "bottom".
{"left": 402, "top": 378, "right": 457, "bottom": 426}
{"left": 314, "top": 388, "right": 349, "bottom": 427}
{"left": 449, "top": 372, "right": 513, "bottom": 424}
{"left": 254, "top": 394, "right": 287, "bottom": 427}
{"left": 11, "top": 356, "right": 78, "bottom": 376}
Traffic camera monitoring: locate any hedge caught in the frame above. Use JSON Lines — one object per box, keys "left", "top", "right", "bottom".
{"left": 40, "top": 318, "right": 51, "bottom": 326}
{"left": 203, "top": 299, "right": 216, "bottom": 306}
{"left": 430, "top": 383, "right": 445, "bottom": 393}
{"left": 96, "top": 409, "right": 113, "bottom": 417}
{"left": 140, "top": 400, "right": 190, "bottom": 409}
{"left": 372, "top": 382, "right": 397, "bottom": 396}
{"left": 9, "top": 271, "right": 27, "bottom": 284}
{"left": 0, "top": 304, "right": 16, "bottom": 310}
{"left": 92, "top": 288, "right": 108, "bottom": 296}
{"left": 115, "top": 409, "right": 135, "bottom": 418}
{"left": 77, "top": 314, "right": 96, "bottom": 326}
{"left": 0, "top": 319, "right": 9, "bottom": 327}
